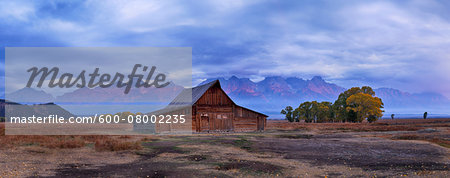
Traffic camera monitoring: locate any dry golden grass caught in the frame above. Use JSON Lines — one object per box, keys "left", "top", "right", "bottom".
{"left": 390, "top": 134, "right": 450, "bottom": 148}
{"left": 0, "top": 135, "right": 83, "bottom": 149}
{"left": 41, "top": 136, "right": 86, "bottom": 149}
{"left": 267, "top": 119, "right": 449, "bottom": 132}
{"left": 267, "top": 121, "right": 419, "bottom": 132}
{"left": 1, "top": 119, "right": 448, "bottom": 151}
{"left": 0, "top": 123, "right": 142, "bottom": 151}
{"left": 0, "top": 135, "right": 143, "bottom": 151}
{"left": 267, "top": 119, "right": 450, "bottom": 148}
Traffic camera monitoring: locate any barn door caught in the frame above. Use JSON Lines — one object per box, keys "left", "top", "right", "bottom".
{"left": 257, "top": 117, "right": 264, "bottom": 131}
{"left": 200, "top": 116, "right": 209, "bottom": 132}
{"left": 223, "top": 113, "right": 233, "bottom": 131}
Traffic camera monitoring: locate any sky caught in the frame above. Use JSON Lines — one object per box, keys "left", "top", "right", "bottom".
{"left": 1, "top": 0, "right": 450, "bottom": 98}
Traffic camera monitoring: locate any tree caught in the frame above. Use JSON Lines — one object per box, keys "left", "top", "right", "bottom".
{"left": 296, "top": 101, "right": 333, "bottom": 123}
{"left": 333, "top": 86, "right": 378, "bottom": 122}
{"left": 283, "top": 86, "right": 384, "bottom": 124}
{"left": 332, "top": 100, "right": 347, "bottom": 122}
{"left": 293, "top": 108, "right": 300, "bottom": 122}
{"left": 322, "top": 101, "right": 335, "bottom": 122}
{"left": 346, "top": 93, "right": 384, "bottom": 122}
{"left": 314, "top": 101, "right": 333, "bottom": 123}
{"left": 423, "top": 112, "right": 428, "bottom": 119}
{"left": 297, "top": 102, "right": 313, "bottom": 122}
{"left": 310, "top": 101, "right": 320, "bottom": 123}
{"left": 347, "top": 110, "right": 358, "bottom": 122}
{"left": 281, "top": 106, "right": 299, "bottom": 122}
{"left": 391, "top": 114, "right": 395, "bottom": 120}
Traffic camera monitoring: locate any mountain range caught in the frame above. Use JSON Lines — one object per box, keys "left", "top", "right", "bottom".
{"left": 199, "top": 76, "right": 450, "bottom": 117}
{"left": 3, "top": 76, "right": 449, "bottom": 118}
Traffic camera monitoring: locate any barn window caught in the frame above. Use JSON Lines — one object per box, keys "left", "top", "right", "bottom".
{"left": 223, "top": 114, "right": 228, "bottom": 119}
{"left": 217, "top": 114, "right": 222, "bottom": 119}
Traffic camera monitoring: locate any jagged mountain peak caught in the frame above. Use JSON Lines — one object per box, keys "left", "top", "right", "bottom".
{"left": 229, "top": 75, "right": 239, "bottom": 80}
{"left": 261, "top": 76, "right": 286, "bottom": 82}
{"left": 286, "top": 76, "right": 306, "bottom": 81}
{"left": 310, "top": 76, "right": 325, "bottom": 82}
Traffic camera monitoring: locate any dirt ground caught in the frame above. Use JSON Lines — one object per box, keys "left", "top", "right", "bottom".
{"left": 0, "top": 119, "right": 449, "bottom": 177}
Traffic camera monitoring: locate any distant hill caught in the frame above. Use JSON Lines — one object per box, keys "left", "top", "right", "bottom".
{"left": 6, "top": 87, "right": 55, "bottom": 103}
{"left": 200, "top": 76, "right": 450, "bottom": 118}
{"left": 374, "top": 88, "right": 449, "bottom": 107}
{"left": 0, "top": 99, "right": 75, "bottom": 118}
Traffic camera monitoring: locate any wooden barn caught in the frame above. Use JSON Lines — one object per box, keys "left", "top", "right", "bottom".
{"left": 151, "top": 80, "right": 268, "bottom": 133}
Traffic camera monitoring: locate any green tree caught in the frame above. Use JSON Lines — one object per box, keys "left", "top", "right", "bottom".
{"left": 297, "top": 101, "right": 333, "bottom": 123}
{"left": 346, "top": 93, "right": 384, "bottom": 122}
{"left": 347, "top": 110, "right": 358, "bottom": 122}
{"left": 314, "top": 101, "right": 333, "bottom": 123}
{"left": 310, "top": 101, "right": 319, "bottom": 123}
{"left": 423, "top": 112, "right": 428, "bottom": 119}
{"left": 297, "top": 102, "right": 313, "bottom": 122}
{"left": 281, "top": 106, "right": 299, "bottom": 122}
{"left": 391, "top": 114, "right": 395, "bottom": 120}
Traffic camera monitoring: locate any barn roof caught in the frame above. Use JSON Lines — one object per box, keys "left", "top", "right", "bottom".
{"left": 151, "top": 80, "right": 220, "bottom": 114}
{"left": 169, "top": 80, "right": 230, "bottom": 105}
{"left": 158, "top": 80, "right": 267, "bottom": 117}
{"left": 235, "top": 105, "right": 268, "bottom": 117}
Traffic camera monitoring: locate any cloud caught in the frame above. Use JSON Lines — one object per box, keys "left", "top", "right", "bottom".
{"left": 0, "top": 1, "right": 35, "bottom": 22}
{"left": 0, "top": 0, "right": 449, "bottom": 98}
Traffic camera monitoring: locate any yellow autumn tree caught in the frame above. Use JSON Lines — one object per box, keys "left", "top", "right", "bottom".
{"left": 346, "top": 93, "right": 384, "bottom": 122}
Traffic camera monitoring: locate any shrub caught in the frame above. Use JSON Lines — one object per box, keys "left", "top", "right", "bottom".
{"left": 42, "top": 137, "right": 85, "bottom": 149}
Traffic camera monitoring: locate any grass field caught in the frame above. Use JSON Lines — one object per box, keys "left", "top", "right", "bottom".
{"left": 0, "top": 119, "right": 449, "bottom": 177}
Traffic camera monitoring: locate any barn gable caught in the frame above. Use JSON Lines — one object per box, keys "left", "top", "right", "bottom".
{"left": 152, "top": 80, "right": 268, "bottom": 133}
{"left": 169, "top": 80, "right": 235, "bottom": 106}
{"left": 195, "top": 81, "right": 234, "bottom": 106}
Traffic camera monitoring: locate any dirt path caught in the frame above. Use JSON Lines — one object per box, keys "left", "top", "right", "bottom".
{"left": 28, "top": 131, "right": 449, "bottom": 177}
{"left": 253, "top": 132, "right": 449, "bottom": 176}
